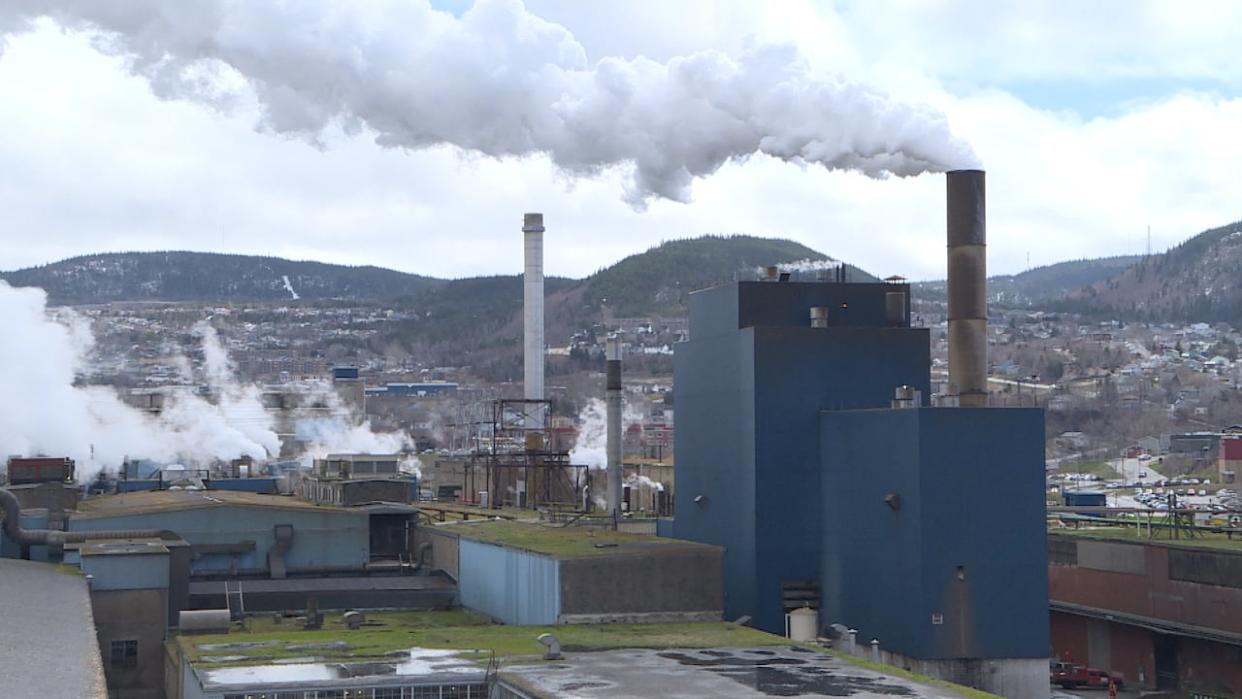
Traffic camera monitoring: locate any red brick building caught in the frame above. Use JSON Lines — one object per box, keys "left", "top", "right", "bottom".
{"left": 1049, "top": 533, "right": 1242, "bottom": 695}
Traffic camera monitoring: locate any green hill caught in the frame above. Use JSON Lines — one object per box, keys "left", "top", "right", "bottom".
{"left": 914, "top": 255, "right": 1142, "bottom": 308}
{"left": 583, "top": 234, "right": 876, "bottom": 316}
{"left": 1, "top": 251, "right": 442, "bottom": 304}
{"left": 1055, "top": 220, "right": 1242, "bottom": 321}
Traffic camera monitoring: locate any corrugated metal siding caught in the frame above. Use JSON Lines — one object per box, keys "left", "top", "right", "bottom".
{"left": 458, "top": 539, "right": 559, "bottom": 625}
{"left": 68, "top": 506, "right": 368, "bottom": 572}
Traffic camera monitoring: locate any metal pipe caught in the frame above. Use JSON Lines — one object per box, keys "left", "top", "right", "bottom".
{"left": 946, "top": 170, "right": 988, "bottom": 407}
{"left": 1, "top": 488, "right": 179, "bottom": 548}
{"left": 523, "top": 213, "right": 545, "bottom": 402}
{"left": 605, "top": 336, "right": 623, "bottom": 517}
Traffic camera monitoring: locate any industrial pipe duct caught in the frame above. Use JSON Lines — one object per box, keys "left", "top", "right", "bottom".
{"left": 605, "top": 336, "right": 623, "bottom": 517}
{"left": 523, "top": 213, "right": 545, "bottom": 402}
{"left": 0, "top": 488, "right": 180, "bottom": 549}
{"left": 946, "top": 170, "right": 987, "bottom": 407}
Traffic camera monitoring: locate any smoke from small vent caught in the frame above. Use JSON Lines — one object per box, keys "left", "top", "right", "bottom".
{"left": 1, "top": 0, "right": 978, "bottom": 208}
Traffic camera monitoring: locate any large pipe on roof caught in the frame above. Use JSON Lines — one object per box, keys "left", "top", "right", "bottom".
{"left": 0, "top": 488, "right": 179, "bottom": 549}
{"left": 605, "top": 336, "right": 623, "bottom": 516}
{"left": 523, "top": 213, "right": 545, "bottom": 403}
{"left": 946, "top": 170, "right": 988, "bottom": 407}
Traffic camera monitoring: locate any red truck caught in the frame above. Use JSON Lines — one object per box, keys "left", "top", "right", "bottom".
{"left": 1053, "top": 662, "right": 1125, "bottom": 689}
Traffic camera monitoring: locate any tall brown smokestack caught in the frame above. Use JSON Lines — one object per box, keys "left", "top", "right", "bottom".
{"left": 947, "top": 170, "right": 987, "bottom": 407}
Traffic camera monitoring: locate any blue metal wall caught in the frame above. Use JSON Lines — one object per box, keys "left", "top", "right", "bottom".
{"left": 819, "top": 407, "right": 1049, "bottom": 660}
{"left": 673, "top": 329, "right": 758, "bottom": 624}
{"left": 689, "top": 281, "right": 909, "bottom": 340}
{"left": 674, "top": 280, "right": 929, "bottom": 633}
{"left": 68, "top": 506, "right": 369, "bottom": 573}
{"left": 458, "top": 539, "right": 560, "bottom": 625}
{"left": 80, "top": 550, "right": 170, "bottom": 591}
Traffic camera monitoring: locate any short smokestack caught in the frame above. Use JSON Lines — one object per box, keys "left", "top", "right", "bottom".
{"left": 884, "top": 291, "right": 907, "bottom": 326}
{"left": 946, "top": 170, "right": 987, "bottom": 407}
{"left": 523, "top": 213, "right": 545, "bottom": 402}
{"left": 605, "top": 336, "right": 623, "bottom": 517}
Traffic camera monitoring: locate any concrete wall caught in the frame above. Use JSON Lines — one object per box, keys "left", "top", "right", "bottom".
{"left": 92, "top": 588, "right": 168, "bottom": 699}
{"left": 820, "top": 408, "right": 1049, "bottom": 662}
{"left": 414, "top": 526, "right": 461, "bottom": 579}
{"left": 558, "top": 546, "right": 723, "bottom": 621}
{"left": 458, "top": 539, "right": 559, "bottom": 625}
{"left": 69, "top": 505, "right": 369, "bottom": 573}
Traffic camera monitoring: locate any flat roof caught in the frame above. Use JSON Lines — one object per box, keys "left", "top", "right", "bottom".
{"left": 74, "top": 489, "right": 351, "bottom": 519}
{"left": 1050, "top": 527, "right": 1242, "bottom": 552}
{"left": 80, "top": 539, "right": 171, "bottom": 556}
{"left": 175, "top": 611, "right": 989, "bottom": 698}
{"left": 177, "top": 610, "right": 787, "bottom": 669}
{"left": 435, "top": 519, "right": 719, "bottom": 559}
{"left": 502, "top": 647, "right": 982, "bottom": 699}
{"left": 0, "top": 559, "right": 107, "bottom": 699}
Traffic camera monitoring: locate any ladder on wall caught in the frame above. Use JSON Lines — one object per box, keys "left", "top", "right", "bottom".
{"left": 225, "top": 580, "right": 245, "bottom": 620}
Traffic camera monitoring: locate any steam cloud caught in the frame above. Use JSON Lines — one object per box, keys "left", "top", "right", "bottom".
{"left": 568, "top": 397, "right": 644, "bottom": 470}
{"left": 0, "top": 281, "right": 410, "bottom": 478}
{"left": 1, "top": 0, "right": 978, "bottom": 208}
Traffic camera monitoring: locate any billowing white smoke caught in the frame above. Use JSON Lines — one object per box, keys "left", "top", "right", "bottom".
{"left": 0, "top": 282, "right": 279, "bottom": 474}
{"left": 0, "top": 281, "right": 413, "bottom": 479}
{"left": 626, "top": 474, "right": 664, "bottom": 493}
{"left": 0, "top": 0, "right": 977, "bottom": 208}
{"left": 568, "top": 397, "right": 644, "bottom": 470}
{"left": 293, "top": 384, "right": 421, "bottom": 478}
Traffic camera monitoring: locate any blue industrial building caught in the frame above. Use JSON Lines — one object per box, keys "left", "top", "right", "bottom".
{"left": 673, "top": 276, "right": 1049, "bottom": 696}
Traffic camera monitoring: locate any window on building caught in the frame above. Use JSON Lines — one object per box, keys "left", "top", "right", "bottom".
{"left": 374, "top": 688, "right": 403, "bottom": 699}
{"left": 109, "top": 639, "right": 138, "bottom": 669}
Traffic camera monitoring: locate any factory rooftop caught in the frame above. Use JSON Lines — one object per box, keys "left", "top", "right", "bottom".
{"left": 0, "top": 559, "right": 107, "bottom": 699}
{"left": 1051, "top": 524, "right": 1242, "bottom": 551}
{"left": 434, "top": 518, "right": 710, "bottom": 558}
{"left": 73, "top": 488, "right": 342, "bottom": 518}
{"left": 173, "top": 610, "right": 993, "bottom": 698}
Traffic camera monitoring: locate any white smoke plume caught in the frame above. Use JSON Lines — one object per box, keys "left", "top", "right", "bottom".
{"left": 778, "top": 258, "right": 844, "bottom": 273}
{"left": 0, "top": 281, "right": 279, "bottom": 475}
{"left": 568, "top": 397, "right": 644, "bottom": 470}
{"left": 0, "top": 281, "right": 413, "bottom": 479}
{"left": 626, "top": 474, "right": 665, "bottom": 493}
{"left": 292, "top": 382, "right": 420, "bottom": 477}
{"left": 1, "top": 0, "right": 978, "bottom": 209}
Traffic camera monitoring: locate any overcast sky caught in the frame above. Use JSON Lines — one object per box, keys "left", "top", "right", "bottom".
{"left": 1, "top": 1, "right": 1239, "bottom": 281}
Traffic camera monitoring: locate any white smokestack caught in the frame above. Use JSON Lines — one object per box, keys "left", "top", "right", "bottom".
{"left": 523, "top": 212, "right": 545, "bottom": 402}
{"left": 1, "top": 1, "right": 979, "bottom": 209}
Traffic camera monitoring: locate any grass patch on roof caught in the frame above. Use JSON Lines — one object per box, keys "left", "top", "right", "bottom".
{"left": 179, "top": 611, "right": 784, "bottom": 668}
{"left": 1051, "top": 526, "right": 1242, "bottom": 551}
{"left": 441, "top": 519, "right": 694, "bottom": 558}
